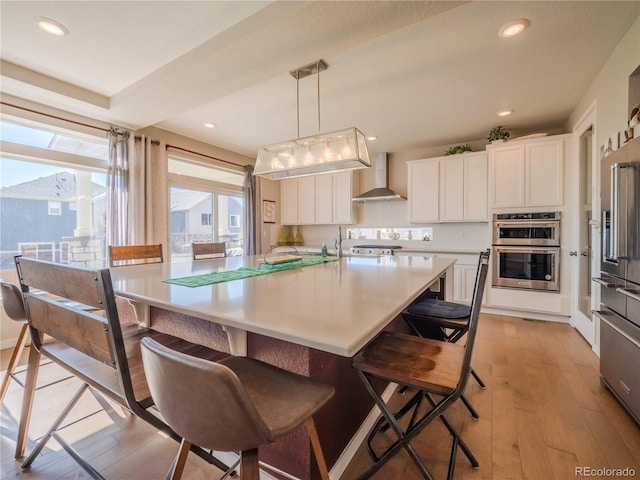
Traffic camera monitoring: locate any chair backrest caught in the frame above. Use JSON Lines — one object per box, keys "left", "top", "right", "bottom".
{"left": 0, "top": 280, "right": 27, "bottom": 322}
{"left": 14, "top": 256, "right": 135, "bottom": 405}
{"left": 141, "top": 336, "right": 272, "bottom": 452}
{"left": 455, "top": 249, "right": 490, "bottom": 395}
{"left": 109, "top": 244, "right": 163, "bottom": 267}
{"left": 192, "top": 242, "right": 226, "bottom": 260}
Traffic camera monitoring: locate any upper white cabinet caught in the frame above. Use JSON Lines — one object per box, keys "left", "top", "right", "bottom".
{"left": 488, "top": 136, "right": 566, "bottom": 208}
{"left": 407, "top": 151, "right": 488, "bottom": 223}
{"left": 281, "top": 171, "right": 358, "bottom": 225}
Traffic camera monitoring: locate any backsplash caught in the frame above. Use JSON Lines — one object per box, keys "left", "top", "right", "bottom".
{"left": 299, "top": 222, "right": 491, "bottom": 252}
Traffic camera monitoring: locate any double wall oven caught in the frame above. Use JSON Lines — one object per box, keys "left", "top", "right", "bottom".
{"left": 492, "top": 212, "right": 561, "bottom": 292}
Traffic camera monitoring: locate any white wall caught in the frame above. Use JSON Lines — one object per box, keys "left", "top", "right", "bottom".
{"left": 568, "top": 16, "right": 640, "bottom": 152}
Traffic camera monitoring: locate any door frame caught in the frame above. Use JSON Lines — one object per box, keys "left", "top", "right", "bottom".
{"left": 570, "top": 100, "right": 599, "bottom": 351}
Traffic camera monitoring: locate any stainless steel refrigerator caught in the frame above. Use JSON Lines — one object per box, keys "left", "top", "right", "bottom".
{"left": 594, "top": 136, "right": 640, "bottom": 424}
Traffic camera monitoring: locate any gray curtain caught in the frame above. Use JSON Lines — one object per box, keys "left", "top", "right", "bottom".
{"left": 130, "top": 135, "right": 167, "bottom": 250}
{"left": 243, "top": 165, "right": 261, "bottom": 255}
{"left": 106, "top": 128, "right": 130, "bottom": 247}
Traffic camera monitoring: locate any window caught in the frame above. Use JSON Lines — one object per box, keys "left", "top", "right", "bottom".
{"left": 168, "top": 153, "right": 244, "bottom": 260}
{"left": 0, "top": 117, "right": 108, "bottom": 275}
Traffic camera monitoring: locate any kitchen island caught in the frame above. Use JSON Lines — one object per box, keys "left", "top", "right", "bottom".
{"left": 111, "top": 254, "right": 455, "bottom": 479}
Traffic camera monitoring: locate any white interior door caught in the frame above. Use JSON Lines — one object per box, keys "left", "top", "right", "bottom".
{"left": 571, "top": 107, "right": 597, "bottom": 346}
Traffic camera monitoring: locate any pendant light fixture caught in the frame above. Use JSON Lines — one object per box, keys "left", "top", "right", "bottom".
{"left": 254, "top": 59, "right": 371, "bottom": 179}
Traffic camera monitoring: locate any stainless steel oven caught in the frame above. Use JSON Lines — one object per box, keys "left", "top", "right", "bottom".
{"left": 493, "top": 245, "right": 560, "bottom": 292}
{"left": 493, "top": 212, "right": 561, "bottom": 246}
{"left": 492, "top": 212, "right": 561, "bottom": 292}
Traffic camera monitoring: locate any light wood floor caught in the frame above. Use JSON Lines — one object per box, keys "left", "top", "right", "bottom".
{"left": 1, "top": 314, "right": 639, "bottom": 479}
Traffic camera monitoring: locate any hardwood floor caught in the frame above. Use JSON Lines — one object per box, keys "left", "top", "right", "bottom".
{"left": 1, "top": 314, "right": 639, "bottom": 479}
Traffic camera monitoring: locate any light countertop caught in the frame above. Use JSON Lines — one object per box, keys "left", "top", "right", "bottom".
{"left": 110, "top": 255, "right": 454, "bottom": 357}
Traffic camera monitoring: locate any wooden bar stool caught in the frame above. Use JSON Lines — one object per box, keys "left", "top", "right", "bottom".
{"left": 400, "top": 249, "right": 490, "bottom": 419}
{"left": 352, "top": 250, "right": 489, "bottom": 479}
{"left": 141, "top": 337, "right": 335, "bottom": 480}
{"left": 109, "top": 244, "right": 163, "bottom": 267}
{"left": 192, "top": 242, "right": 226, "bottom": 260}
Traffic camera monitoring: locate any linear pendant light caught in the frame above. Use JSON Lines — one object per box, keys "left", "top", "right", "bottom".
{"left": 254, "top": 59, "right": 371, "bottom": 179}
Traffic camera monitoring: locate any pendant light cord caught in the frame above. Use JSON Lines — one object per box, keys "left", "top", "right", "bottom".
{"left": 317, "top": 60, "right": 321, "bottom": 133}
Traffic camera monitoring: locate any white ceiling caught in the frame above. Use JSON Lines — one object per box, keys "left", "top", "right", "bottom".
{"left": 1, "top": 1, "right": 639, "bottom": 158}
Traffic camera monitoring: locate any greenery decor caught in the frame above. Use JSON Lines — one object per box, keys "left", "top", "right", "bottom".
{"left": 444, "top": 144, "right": 472, "bottom": 156}
{"left": 487, "top": 126, "right": 510, "bottom": 142}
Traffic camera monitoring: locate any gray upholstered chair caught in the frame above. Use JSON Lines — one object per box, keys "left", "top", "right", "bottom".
{"left": 141, "top": 337, "right": 335, "bottom": 480}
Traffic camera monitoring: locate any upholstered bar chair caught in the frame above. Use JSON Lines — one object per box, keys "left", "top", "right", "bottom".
{"left": 108, "top": 244, "right": 163, "bottom": 267}
{"left": 400, "top": 249, "right": 490, "bottom": 419}
{"left": 192, "top": 242, "right": 226, "bottom": 260}
{"left": 141, "top": 336, "right": 335, "bottom": 480}
{"left": 352, "top": 250, "right": 489, "bottom": 479}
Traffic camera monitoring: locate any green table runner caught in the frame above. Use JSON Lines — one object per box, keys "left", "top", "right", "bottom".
{"left": 164, "top": 256, "right": 339, "bottom": 287}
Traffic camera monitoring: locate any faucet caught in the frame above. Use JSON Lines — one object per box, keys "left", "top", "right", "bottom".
{"left": 335, "top": 226, "right": 343, "bottom": 258}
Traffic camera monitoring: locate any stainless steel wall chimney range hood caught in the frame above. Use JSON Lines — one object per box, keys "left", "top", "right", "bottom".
{"left": 352, "top": 152, "right": 406, "bottom": 202}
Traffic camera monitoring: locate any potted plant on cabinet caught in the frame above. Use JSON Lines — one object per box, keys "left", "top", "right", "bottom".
{"left": 487, "top": 126, "right": 510, "bottom": 143}
{"left": 444, "top": 144, "right": 472, "bottom": 156}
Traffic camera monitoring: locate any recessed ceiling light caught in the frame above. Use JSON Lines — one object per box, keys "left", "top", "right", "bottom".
{"left": 498, "top": 18, "right": 529, "bottom": 38}
{"left": 367, "top": 136, "right": 378, "bottom": 141}
{"left": 497, "top": 109, "right": 513, "bottom": 117}
{"left": 204, "top": 123, "right": 216, "bottom": 129}
{"left": 35, "top": 17, "right": 68, "bottom": 36}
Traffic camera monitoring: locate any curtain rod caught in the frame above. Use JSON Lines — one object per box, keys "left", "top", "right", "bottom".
{"left": 0, "top": 100, "right": 117, "bottom": 134}
{"left": 166, "top": 144, "right": 246, "bottom": 169}
{"left": 2, "top": 101, "right": 246, "bottom": 166}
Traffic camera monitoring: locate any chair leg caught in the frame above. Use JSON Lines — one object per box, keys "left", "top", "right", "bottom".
{"left": 471, "top": 367, "right": 486, "bottom": 389}
{"left": 0, "top": 323, "right": 29, "bottom": 403}
{"left": 22, "top": 383, "right": 89, "bottom": 470}
{"left": 357, "top": 371, "right": 435, "bottom": 480}
{"left": 460, "top": 394, "right": 480, "bottom": 420}
{"left": 241, "top": 448, "right": 260, "bottom": 480}
{"left": 15, "top": 342, "right": 42, "bottom": 459}
{"left": 168, "top": 438, "right": 192, "bottom": 480}
{"left": 305, "top": 417, "right": 330, "bottom": 480}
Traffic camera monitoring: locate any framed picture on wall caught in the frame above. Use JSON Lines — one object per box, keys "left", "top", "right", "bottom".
{"left": 263, "top": 200, "right": 276, "bottom": 223}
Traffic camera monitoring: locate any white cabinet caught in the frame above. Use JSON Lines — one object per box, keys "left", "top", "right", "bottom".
{"left": 488, "top": 136, "right": 565, "bottom": 208}
{"left": 281, "top": 171, "right": 358, "bottom": 225}
{"left": 315, "top": 174, "right": 333, "bottom": 224}
{"left": 297, "top": 176, "right": 316, "bottom": 224}
{"left": 332, "top": 170, "right": 357, "bottom": 225}
{"left": 407, "top": 152, "right": 487, "bottom": 223}
{"left": 408, "top": 159, "right": 439, "bottom": 223}
{"left": 454, "top": 263, "right": 478, "bottom": 304}
{"left": 280, "top": 178, "right": 299, "bottom": 225}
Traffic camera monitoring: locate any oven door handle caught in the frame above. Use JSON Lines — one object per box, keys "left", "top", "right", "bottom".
{"left": 593, "top": 310, "right": 640, "bottom": 348}
{"left": 616, "top": 287, "right": 640, "bottom": 303}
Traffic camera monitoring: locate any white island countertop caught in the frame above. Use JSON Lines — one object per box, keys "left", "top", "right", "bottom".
{"left": 110, "top": 255, "right": 454, "bottom": 357}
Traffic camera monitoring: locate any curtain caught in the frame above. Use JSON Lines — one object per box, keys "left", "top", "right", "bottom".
{"left": 130, "top": 135, "right": 168, "bottom": 249}
{"left": 106, "top": 128, "right": 130, "bottom": 247}
{"left": 243, "top": 165, "right": 261, "bottom": 255}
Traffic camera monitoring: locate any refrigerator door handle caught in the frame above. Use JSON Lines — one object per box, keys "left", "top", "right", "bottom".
{"left": 611, "top": 162, "right": 637, "bottom": 260}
